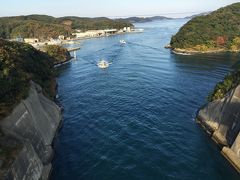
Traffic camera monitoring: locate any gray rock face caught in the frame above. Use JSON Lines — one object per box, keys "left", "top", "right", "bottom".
{"left": 0, "top": 82, "right": 62, "bottom": 180}
{"left": 197, "top": 85, "right": 240, "bottom": 172}
{"left": 5, "top": 143, "right": 43, "bottom": 180}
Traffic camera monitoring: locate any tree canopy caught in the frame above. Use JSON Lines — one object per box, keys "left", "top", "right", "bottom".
{"left": 170, "top": 3, "right": 240, "bottom": 51}
{"left": 0, "top": 15, "right": 133, "bottom": 40}
{"left": 0, "top": 39, "right": 55, "bottom": 117}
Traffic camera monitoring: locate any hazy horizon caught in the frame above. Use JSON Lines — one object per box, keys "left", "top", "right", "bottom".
{"left": 1, "top": 0, "right": 239, "bottom": 18}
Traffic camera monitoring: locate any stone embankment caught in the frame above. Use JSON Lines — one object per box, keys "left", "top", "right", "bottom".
{"left": 0, "top": 82, "right": 62, "bottom": 180}
{"left": 196, "top": 85, "right": 240, "bottom": 172}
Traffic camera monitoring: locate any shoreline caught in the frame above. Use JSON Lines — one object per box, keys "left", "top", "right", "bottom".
{"left": 53, "top": 30, "right": 144, "bottom": 67}
{"left": 196, "top": 84, "right": 240, "bottom": 173}
{"left": 196, "top": 115, "right": 240, "bottom": 173}
{"left": 172, "top": 48, "right": 230, "bottom": 55}
{"left": 31, "top": 30, "right": 144, "bottom": 48}
{"left": 54, "top": 59, "right": 73, "bottom": 68}
{"left": 72, "top": 30, "right": 143, "bottom": 41}
{"left": 165, "top": 45, "right": 240, "bottom": 55}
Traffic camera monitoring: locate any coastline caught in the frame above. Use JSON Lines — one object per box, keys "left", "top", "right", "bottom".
{"left": 32, "top": 30, "right": 144, "bottom": 48}
{"left": 172, "top": 48, "right": 229, "bottom": 55}
{"left": 72, "top": 30, "right": 143, "bottom": 41}
{"left": 165, "top": 45, "right": 240, "bottom": 55}
{"left": 196, "top": 85, "right": 240, "bottom": 173}
{"left": 53, "top": 30, "right": 144, "bottom": 67}
{"left": 53, "top": 54, "right": 74, "bottom": 68}
{"left": 54, "top": 59, "right": 73, "bottom": 68}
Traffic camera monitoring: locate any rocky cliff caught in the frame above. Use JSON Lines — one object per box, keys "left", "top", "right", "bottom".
{"left": 0, "top": 82, "right": 62, "bottom": 179}
{"left": 196, "top": 85, "right": 240, "bottom": 172}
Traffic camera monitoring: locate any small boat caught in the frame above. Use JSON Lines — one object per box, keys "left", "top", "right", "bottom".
{"left": 97, "top": 59, "right": 110, "bottom": 69}
{"left": 120, "top": 40, "right": 126, "bottom": 44}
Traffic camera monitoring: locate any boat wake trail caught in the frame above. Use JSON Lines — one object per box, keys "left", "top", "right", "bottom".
{"left": 79, "top": 42, "right": 124, "bottom": 66}
{"left": 79, "top": 40, "right": 165, "bottom": 67}
{"left": 128, "top": 42, "right": 164, "bottom": 54}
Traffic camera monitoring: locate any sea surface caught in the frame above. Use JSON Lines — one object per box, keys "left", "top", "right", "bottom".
{"left": 52, "top": 19, "right": 240, "bottom": 180}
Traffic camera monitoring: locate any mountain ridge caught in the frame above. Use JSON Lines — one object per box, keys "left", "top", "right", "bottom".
{"left": 0, "top": 14, "right": 133, "bottom": 39}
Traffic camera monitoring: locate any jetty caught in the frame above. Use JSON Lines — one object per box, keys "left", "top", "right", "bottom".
{"left": 67, "top": 47, "right": 81, "bottom": 52}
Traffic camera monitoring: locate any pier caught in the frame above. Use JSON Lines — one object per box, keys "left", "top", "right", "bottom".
{"left": 67, "top": 47, "right": 81, "bottom": 52}
{"left": 66, "top": 47, "right": 80, "bottom": 59}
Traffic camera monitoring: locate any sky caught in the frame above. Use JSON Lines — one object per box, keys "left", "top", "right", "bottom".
{"left": 0, "top": 0, "right": 239, "bottom": 18}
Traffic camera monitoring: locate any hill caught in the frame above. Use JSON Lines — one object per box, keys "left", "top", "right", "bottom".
{"left": 118, "top": 16, "right": 172, "bottom": 23}
{"left": 184, "top": 12, "right": 211, "bottom": 19}
{"left": 0, "top": 15, "right": 133, "bottom": 40}
{"left": 170, "top": 3, "right": 240, "bottom": 53}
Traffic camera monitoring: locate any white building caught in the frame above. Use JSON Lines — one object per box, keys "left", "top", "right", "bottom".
{"left": 103, "top": 29, "right": 118, "bottom": 34}
{"left": 47, "top": 39, "right": 62, "bottom": 45}
{"left": 58, "top": 35, "right": 65, "bottom": 40}
{"left": 73, "top": 30, "right": 105, "bottom": 38}
{"left": 123, "top": 27, "right": 132, "bottom": 32}
{"left": 24, "top": 38, "right": 39, "bottom": 44}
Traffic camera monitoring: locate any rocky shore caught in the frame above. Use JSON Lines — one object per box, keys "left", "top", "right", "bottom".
{"left": 172, "top": 48, "right": 227, "bottom": 55}
{"left": 165, "top": 45, "right": 240, "bottom": 55}
{"left": 196, "top": 85, "right": 240, "bottom": 172}
{"left": 0, "top": 82, "right": 62, "bottom": 180}
{"left": 165, "top": 45, "right": 232, "bottom": 55}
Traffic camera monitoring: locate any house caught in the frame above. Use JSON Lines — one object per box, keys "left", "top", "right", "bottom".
{"left": 123, "top": 27, "right": 132, "bottom": 32}
{"left": 24, "top": 38, "right": 39, "bottom": 44}
{"left": 73, "top": 30, "right": 105, "bottom": 38}
{"left": 58, "top": 35, "right": 65, "bottom": 40}
{"left": 48, "top": 38, "right": 62, "bottom": 45}
{"left": 103, "top": 29, "right": 118, "bottom": 34}
{"left": 75, "top": 29, "right": 82, "bottom": 33}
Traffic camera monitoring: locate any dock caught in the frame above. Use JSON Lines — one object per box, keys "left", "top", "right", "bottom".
{"left": 67, "top": 47, "right": 81, "bottom": 52}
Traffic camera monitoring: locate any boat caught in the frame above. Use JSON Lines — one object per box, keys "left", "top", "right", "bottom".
{"left": 97, "top": 59, "right": 110, "bottom": 69}
{"left": 120, "top": 40, "right": 126, "bottom": 44}
{"left": 133, "top": 28, "right": 144, "bottom": 32}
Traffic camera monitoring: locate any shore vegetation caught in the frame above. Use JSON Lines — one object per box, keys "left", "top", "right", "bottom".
{"left": 0, "top": 39, "right": 55, "bottom": 118}
{"left": 0, "top": 15, "right": 133, "bottom": 40}
{"left": 170, "top": 3, "right": 240, "bottom": 53}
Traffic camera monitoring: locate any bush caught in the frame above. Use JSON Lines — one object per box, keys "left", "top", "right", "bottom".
{"left": 0, "top": 39, "right": 55, "bottom": 118}
{"left": 0, "top": 15, "right": 133, "bottom": 39}
{"left": 170, "top": 3, "right": 240, "bottom": 51}
{"left": 44, "top": 45, "right": 71, "bottom": 64}
{"left": 208, "top": 70, "right": 240, "bottom": 101}
{"left": 230, "top": 37, "right": 240, "bottom": 51}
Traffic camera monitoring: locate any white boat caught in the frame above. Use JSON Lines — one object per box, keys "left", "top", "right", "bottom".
{"left": 133, "top": 28, "right": 144, "bottom": 32}
{"left": 97, "top": 59, "right": 110, "bottom": 69}
{"left": 120, "top": 40, "right": 126, "bottom": 44}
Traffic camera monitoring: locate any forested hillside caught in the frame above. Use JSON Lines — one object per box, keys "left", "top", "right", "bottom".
{"left": 0, "top": 39, "right": 56, "bottom": 117}
{"left": 0, "top": 15, "right": 133, "bottom": 39}
{"left": 170, "top": 3, "right": 240, "bottom": 52}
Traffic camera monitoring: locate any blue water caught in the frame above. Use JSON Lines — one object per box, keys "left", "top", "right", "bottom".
{"left": 52, "top": 19, "right": 240, "bottom": 180}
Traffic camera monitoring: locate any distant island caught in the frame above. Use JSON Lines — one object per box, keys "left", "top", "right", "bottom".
{"left": 117, "top": 16, "right": 172, "bottom": 23}
{"left": 184, "top": 12, "right": 211, "bottom": 19}
{"left": 169, "top": 3, "right": 240, "bottom": 54}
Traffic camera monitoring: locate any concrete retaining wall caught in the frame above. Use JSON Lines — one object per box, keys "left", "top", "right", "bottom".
{"left": 0, "top": 82, "right": 62, "bottom": 179}
{"left": 197, "top": 85, "right": 240, "bottom": 172}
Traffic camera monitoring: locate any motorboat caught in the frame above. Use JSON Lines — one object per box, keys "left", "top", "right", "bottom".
{"left": 97, "top": 59, "right": 110, "bottom": 69}
{"left": 120, "top": 40, "right": 126, "bottom": 44}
